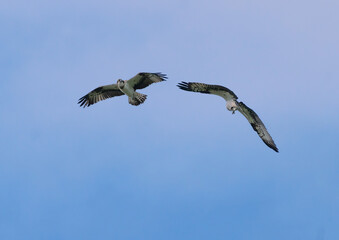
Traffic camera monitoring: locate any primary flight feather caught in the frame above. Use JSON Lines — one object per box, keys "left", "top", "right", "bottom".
{"left": 177, "top": 81, "right": 279, "bottom": 152}
{"left": 78, "top": 72, "right": 167, "bottom": 107}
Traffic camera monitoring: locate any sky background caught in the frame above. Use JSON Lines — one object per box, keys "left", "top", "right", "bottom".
{"left": 1, "top": 0, "right": 338, "bottom": 239}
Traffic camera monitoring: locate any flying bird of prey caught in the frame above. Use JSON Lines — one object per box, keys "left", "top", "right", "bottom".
{"left": 177, "top": 82, "right": 279, "bottom": 152}
{"left": 78, "top": 72, "right": 167, "bottom": 107}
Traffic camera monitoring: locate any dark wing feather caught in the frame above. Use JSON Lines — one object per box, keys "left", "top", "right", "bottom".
{"left": 127, "top": 72, "right": 167, "bottom": 90}
{"left": 237, "top": 102, "right": 279, "bottom": 152}
{"left": 78, "top": 84, "right": 124, "bottom": 108}
{"left": 177, "top": 81, "right": 238, "bottom": 101}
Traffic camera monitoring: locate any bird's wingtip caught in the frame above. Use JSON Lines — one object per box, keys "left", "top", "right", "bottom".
{"left": 177, "top": 82, "right": 190, "bottom": 91}
{"left": 154, "top": 72, "right": 168, "bottom": 80}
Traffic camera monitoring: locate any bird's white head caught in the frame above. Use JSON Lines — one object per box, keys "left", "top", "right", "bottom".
{"left": 117, "top": 79, "right": 125, "bottom": 89}
{"left": 226, "top": 100, "right": 238, "bottom": 114}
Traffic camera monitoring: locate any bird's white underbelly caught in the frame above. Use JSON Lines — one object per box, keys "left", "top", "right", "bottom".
{"left": 121, "top": 83, "right": 135, "bottom": 98}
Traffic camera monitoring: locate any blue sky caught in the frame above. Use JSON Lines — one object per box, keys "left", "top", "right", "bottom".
{"left": 1, "top": 0, "right": 338, "bottom": 239}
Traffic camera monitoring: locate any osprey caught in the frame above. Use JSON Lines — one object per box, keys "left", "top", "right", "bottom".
{"left": 177, "top": 81, "right": 279, "bottom": 152}
{"left": 78, "top": 72, "right": 167, "bottom": 107}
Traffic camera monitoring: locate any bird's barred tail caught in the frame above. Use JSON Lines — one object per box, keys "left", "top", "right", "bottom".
{"left": 129, "top": 92, "right": 147, "bottom": 106}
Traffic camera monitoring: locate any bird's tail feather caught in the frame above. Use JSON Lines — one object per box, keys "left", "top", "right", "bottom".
{"left": 129, "top": 92, "right": 147, "bottom": 106}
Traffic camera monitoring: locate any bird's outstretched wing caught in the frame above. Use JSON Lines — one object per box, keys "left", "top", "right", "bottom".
{"left": 237, "top": 102, "right": 279, "bottom": 152}
{"left": 127, "top": 72, "right": 167, "bottom": 90}
{"left": 78, "top": 84, "right": 124, "bottom": 107}
{"left": 177, "top": 81, "right": 238, "bottom": 101}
